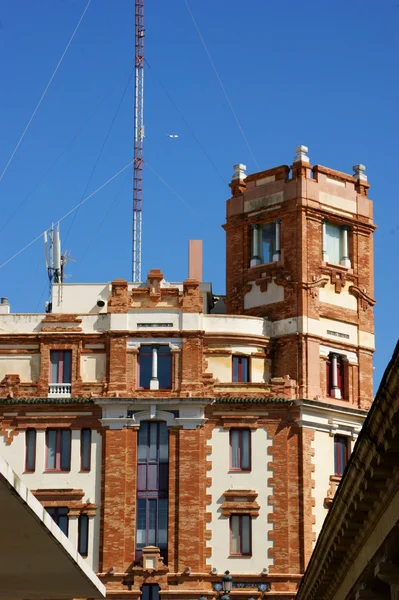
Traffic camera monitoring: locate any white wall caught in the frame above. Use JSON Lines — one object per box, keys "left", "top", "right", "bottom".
{"left": 0, "top": 354, "right": 40, "bottom": 382}
{"left": 0, "top": 426, "right": 102, "bottom": 571}
{"left": 207, "top": 426, "right": 273, "bottom": 572}
{"left": 81, "top": 354, "right": 106, "bottom": 382}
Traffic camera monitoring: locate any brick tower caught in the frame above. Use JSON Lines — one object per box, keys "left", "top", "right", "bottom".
{"left": 224, "top": 145, "right": 375, "bottom": 410}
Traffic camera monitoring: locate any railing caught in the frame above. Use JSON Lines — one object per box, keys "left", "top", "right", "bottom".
{"left": 48, "top": 383, "right": 72, "bottom": 397}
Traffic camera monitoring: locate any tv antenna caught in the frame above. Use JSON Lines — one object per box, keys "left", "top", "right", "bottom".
{"left": 133, "top": 0, "right": 144, "bottom": 282}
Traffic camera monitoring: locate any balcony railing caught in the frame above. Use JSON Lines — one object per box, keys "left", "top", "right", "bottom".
{"left": 48, "top": 383, "right": 72, "bottom": 398}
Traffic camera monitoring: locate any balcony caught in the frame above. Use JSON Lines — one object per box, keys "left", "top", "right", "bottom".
{"left": 48, "top": 383, "right": 72, "bottom": 398}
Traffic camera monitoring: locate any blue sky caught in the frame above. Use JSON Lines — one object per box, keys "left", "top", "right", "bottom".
{"left": 0, "top": 0, "right": 398, "bottom": 389}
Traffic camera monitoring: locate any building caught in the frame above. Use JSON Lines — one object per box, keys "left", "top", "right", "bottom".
{"left": 296, "top": 340, "right": 399, "bottom": 600}
{"left": 0, "top": 146, "right": 376, "bottom": 599}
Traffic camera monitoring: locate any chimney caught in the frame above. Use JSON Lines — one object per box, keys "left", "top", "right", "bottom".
{"left": 0, "top": 298, "right": 10, "bottom": 314}
{"left": 188, "top": 240, "right": 202, "bottom": 282}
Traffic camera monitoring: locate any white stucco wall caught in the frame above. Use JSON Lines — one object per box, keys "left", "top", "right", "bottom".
{"left": 244, "top": 280, "right": 284, "bottom": 309}
{"left": 81, "top": 354, "right": 106, "bottom": 382}
{"left": 312, "top": 430, "right": 333, "bottom": 540}
{"left": 0, "top": 426, "right": 102, "bottom": 571}
{"left": 207, "top": 426, "right": 273, "bottom": 572}
{"left": 319, "top": 282, "right": 357, "bottom": 311}
{"left": 0, "top": 354, "right": 40, "bottom": 382}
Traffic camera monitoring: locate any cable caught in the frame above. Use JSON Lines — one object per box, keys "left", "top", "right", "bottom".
{"left": 0, "top": 159, "right": 133, "bottom": 271}
{"left": 80, "top": 172, "right": 130, "bottom": 262}
{"left": 0, "top": 0, "right": 93, "bottom": 184}
{"left": 63, "top": 71, "right": 133, "bottom": 245}
{"left": 0, "top": 71, "right": 133, "bottom": 234}
{"left": 144, "top": 160, "right": 207, "bottom": 225}
{"left": 145, "top": 58, "right": 227, "bottom": 186}
{"left": 183, "top": 0, "right": 259, "bottom": 170}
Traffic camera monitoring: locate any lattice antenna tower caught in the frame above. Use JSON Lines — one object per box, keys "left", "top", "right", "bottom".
{"left": 133, "top": 0, "right": 145, "bottom": 282}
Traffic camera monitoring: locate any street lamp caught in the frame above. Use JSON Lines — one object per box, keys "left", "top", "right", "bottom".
{"left": 220, "top": 570, "right": 233, "bottom": 600}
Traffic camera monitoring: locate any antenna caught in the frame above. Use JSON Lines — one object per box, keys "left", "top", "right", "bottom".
{"left": 133, "top": 0, "right": 144, "bottom": 282}
{"left": 43, "top": 224, "right": 65, "bottom": 312}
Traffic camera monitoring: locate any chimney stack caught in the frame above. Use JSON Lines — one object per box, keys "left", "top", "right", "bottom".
{"left": 188, "top": 240, "right": 202, "bottom": 282}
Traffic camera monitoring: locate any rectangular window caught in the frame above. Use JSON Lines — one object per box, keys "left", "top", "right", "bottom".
{"left": 80, "top": 429, "right": 91, "bottom": 471}
{"left": 230, "top": 429, "right": 251, "bottom": 471}
{"left": 326, "top": 354, "right": 346, "bottom": 399}
{"left": 232, "top": 355, "right": 250, "bottom": 383}
{"left": 46, "top": 429, "right": 71, "bottom": 471}
{"left": 50, "top": 350, "right": 72, "bottom": 383}
{"left": 78, "top": 514, "right": 89, "bottom": 556}
{"left": 230, "top": 514, "right": 251, "bottom": 556}
{"left": 25, "top": 429, "right": 36, "bottom": 472}
{"left": 138, "top": 346, "right": 172, "bottom": 389}
{"left": 141, "top": 585, "right": 160, "bottom": 600}
{"left": 136, "top": 421, "right": 169, "bottom": 562}
{"left": 325, "top": 222, "right": 342, "bottom": 265}
{"left": 334, "top": 435, "right": 349, "bottom": 476}
{"left": 46, "top": 507, "right": 69, "bottom": 537}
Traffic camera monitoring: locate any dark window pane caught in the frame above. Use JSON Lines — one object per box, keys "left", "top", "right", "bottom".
{"left": 138, "top": 422, "right": 148, "bottom": 462}
{"left": 137, "top": 464, "right": 147, "bottom": 491}
{"left": 60, "top": 430, "right": 71, "bottom": 470}
{"left": 149, "top": 423, "right": 158, "bottom": 461}
{"left": 232, "top": 356, "right": 239, "bottom": 382}
{"left": 241, "top": 430, "right": 250, "bottom": 469}
{"left": 63, "top": 351, "right": 72, "bottom": 383}
{"left": 147, "top": 464, "right": 158, "bottom": 490}
{"left": 159, "top": 464, "right": 168, "bottom": 491}
{"left": 159, "top": 423, "right": 168, "bottom": 463}
{"left": 50, "top": 351, "right": 59, "bottom": 383}
{"left": 231, "top": 430, "right": 239, "bottom": 469}
{"left": 47, "top": 430, "right": 57, "bottom": 469}
{"left": 139, "top": 351, "right": 152, "bottom": 388}
{"left": 241, "top": 357, "right": 249, "bottom": 382}
{"left": 261, "top": 223, "right": 275, "bottom": 263}
{"left": 81, "top": 429, "right": 91, "bottom": 471}
{"left": 136, "top": 499, "right": 147, "bottom": 548}
{"left": 58, "top": 514, "right": 69, "bottom": 536}
{"left": 148, "top": 500, "right": 157, "bottom": 545}
{"left": 242, "top": 515, "right": 251, "bottom": 554}
{"left": 158, "top": 354, "right": 172, "bottom": 389}
{"left": 141, "top": 586, "right": 150, "bottom": 600}
{"left": 231, "top": 515, "right": 239, "bottom": 553}
{"left": 78, "top": 514, "right": 89, "bottom": 556}
{"left": 158, "top": 499, "right": 168, "bottom": 548}
{"left": 26, "top": 429, "right": 36, "bottom": 472}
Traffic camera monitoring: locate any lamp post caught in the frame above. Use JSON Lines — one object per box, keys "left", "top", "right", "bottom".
{"left": 220, "top": 571, "right": 233, "bottom": 600}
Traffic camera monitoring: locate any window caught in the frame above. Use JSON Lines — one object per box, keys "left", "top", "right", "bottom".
{"left": 230, "top": 429, "right": 251, "bottom": 471}
{"left": 250, "top": 221, "right": 281, "bottom": 267}
{"left": 232, "top": 355, "right": 250, "bottom": 383}
{"left": 136, "top": 422, "right": 168, "bottom": 561}
{"left": 50, "top": 350, "right": 72, "bottom": 383}
{"left": 141, "top": 585, "right": 160, "bottom": 600}
{"left": 80, "top": 429, "right": 91, "bottom": 471}
{"left": 78, "top": 514, "right": 89, "bottom": 556}
{"left": 230, "top": 514, "right": 251, "bottom": 555}
{"left": 25, "top": 429, "right": 36, "bottom": 472}
{"left": 322, "top": 221, "right": 350, "bottom": 267}
{"left": 46, "top": 429, "right": 71, "bottom": 471}
{"left": 334, "top": 435, "right": 349, "bottom": 476}
{"left": 46, "top": 507, "right": 69, "bottom": 536}
{"left": 138, "top": 345, "right": 172, "bottom": 389}
{"left": 326, "top": 353, "right": 346, "bottom": 399}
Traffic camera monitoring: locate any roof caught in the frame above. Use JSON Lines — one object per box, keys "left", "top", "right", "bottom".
{"left": 296, "top": 340, "right": 399, "bottom": 600}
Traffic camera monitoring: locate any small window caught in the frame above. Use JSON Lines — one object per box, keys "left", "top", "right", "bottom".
{"left": 230, "top": 429, "right": 251, "bottom": 471}
{"left": 232, "top": 355, "right": 250, "bottom": 383}
{"left": 50, "top": 350, "right": 72, "bottom": 383}
{"left": 141, "top": 585, "right": 160, "bottom": 600}
{"left": 46, "top": 429, "right": 71, "bottom": 471}
{"left": 138, "top": 345, "right": 172, "bottom": 389}
{"left": 261, "top": 223, "right": 276, "bottom": 263}
{"left": 230, "top": 514, "right": 251, "bottom": 555}
{"left": 326, "top": 353, "right": 346, "bottom": 399}
{"left": 334, "top": 435, "right": 349, "bottom": 476}
{"left": 46, "top": 507, "right": 69, "bottom": 536}
{"left": 25, "top": 429, "right": 36, "bottom": 472}
{"left": 80, "top": 429, "right": 91, "bottom": 471}
{"left": 78, "top": 514, "right": 89, "bottom": 556}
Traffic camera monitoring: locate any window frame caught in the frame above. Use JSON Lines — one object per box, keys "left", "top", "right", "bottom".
{"left": 80, "top": 428, "right": 91, "bottom": 472}
{"left": 229, "top": 514, "right": 252, "bottom": 556}
{"left": 25, "top": 428, "right": 37, "bottom": 472}
{"left": 326, "top": 354, "right": 347, "bottom": 399}
{"left": 229, "top": 428, "right": 251, "bottom": 472}
{"left": 45, "top": 428, "right": 72, "bottom": 472}
{"left": 78, "top": 513, "right": 89, "bottom": 556}
{"left": 137, "top": 345, "right": 172, "bottom": 390}
{"left": 232, "top": 355, "right": 250, "bottom": 383}
{"left": 50, "top": 350, "right": 72, "bottom": 384}
{"left": 334, "top": 435, "right": 349, "bottom": 476}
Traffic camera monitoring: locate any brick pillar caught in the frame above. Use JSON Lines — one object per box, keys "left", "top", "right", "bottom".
{"left": 181, "top": 336, "right": 203, "bottom": 394}
{"left": 168, "top": 427, "right": 180, "bottom": 572}
{"left": 299, "top": 428, "right": 315, "bottom": 569}
{"left": 107, "top": 334, "right": 127, "bottom": 394}
{"left": 101, "top": 427, "right": 137, "bottom": 572}
{"left": 176, "top": 427, "right": 206, "bottom": 572}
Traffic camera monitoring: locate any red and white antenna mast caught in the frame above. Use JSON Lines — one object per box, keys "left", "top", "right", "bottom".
{"left": 133, "top": 0, "right": 144, "bottom": 282}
